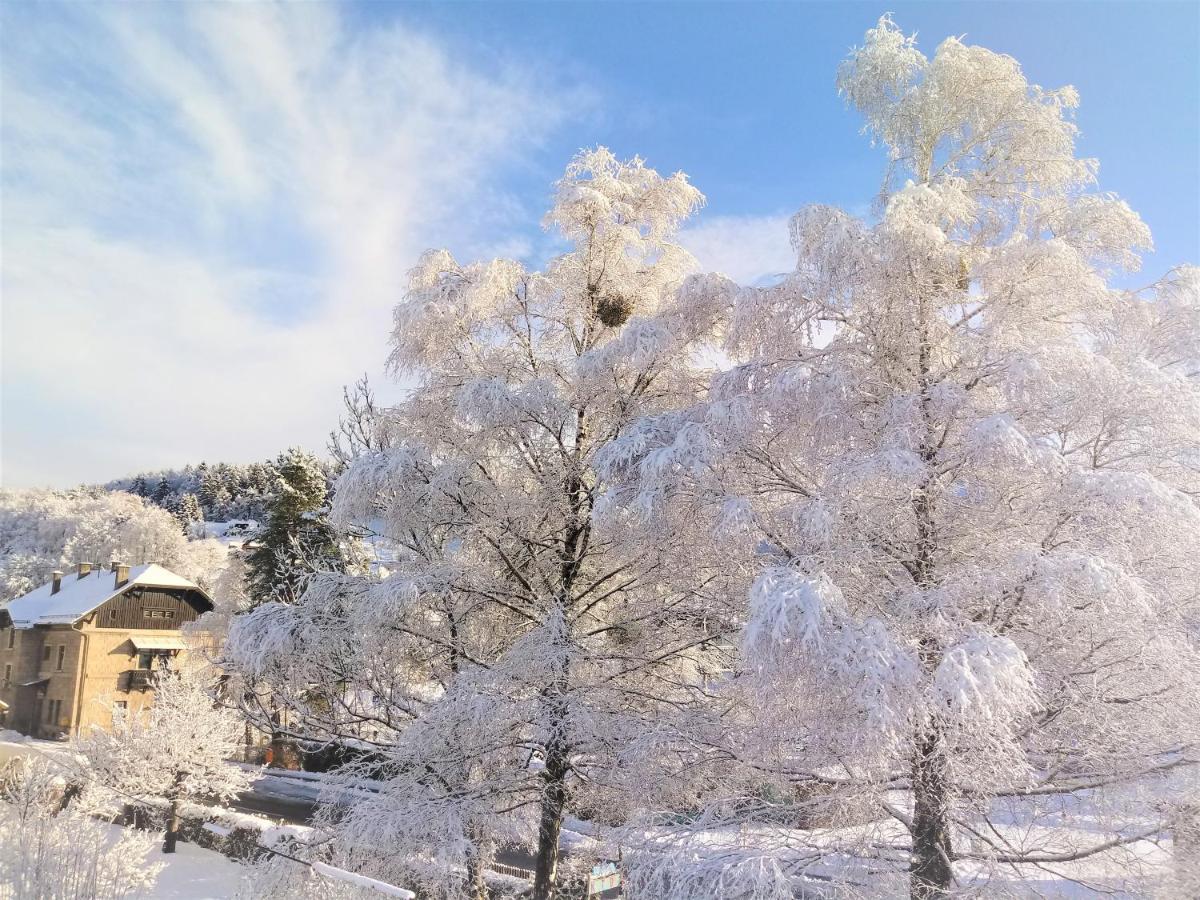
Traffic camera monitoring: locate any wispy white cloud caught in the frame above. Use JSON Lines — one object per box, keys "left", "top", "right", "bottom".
{"left": 2, "top": 3, "right": 575, "bottom": 486}
{"left": 678, "top": 213, "right": 795, "bottom": 286}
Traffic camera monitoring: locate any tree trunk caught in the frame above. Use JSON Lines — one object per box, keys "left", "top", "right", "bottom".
{"left": 908, "top": 295, "right": 951, "bottom": 898}
{"left": 465, "top": 825, "right": 491, "bottom": 900}
{"left": 163, "top": 797, "right": 181, "bottom": 854}
{"left": 531, "top": 734, "right": 570, "bottom": 900}
{"left": 465, "top": 852, "right": 488, "bottom": 900}
{"left": 909, "top": 726, "right": 952, "bottom": 899}
{"left": 1170, "top": 802, "right": 1200, "bottom": 898}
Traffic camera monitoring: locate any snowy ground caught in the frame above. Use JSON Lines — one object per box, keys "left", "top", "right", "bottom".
{"left": 5, "top": 736, "right": 1175, "bottom": 896}
{"left": 0, "top": 730, "right": 73, "bottom": 767}
{"left": 201, "top": 521, "right": 259, "bottom": 552}
{"left": 119, "top": 826, "right": 248, "bottom": 900}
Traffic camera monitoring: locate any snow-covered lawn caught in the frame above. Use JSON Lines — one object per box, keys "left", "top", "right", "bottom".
{"left": 122, "top": 827, "right": 248, "bottom": 900}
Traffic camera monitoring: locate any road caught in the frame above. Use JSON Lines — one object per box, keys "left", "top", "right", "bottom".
{"left": 231, "top": 777, "right": 620, "bottom": 894}
{"left": 229, "top": 780, "right": 541, "bottom": 874}
{"left": 229, "top": 789, "right": 318, "bottom": 823}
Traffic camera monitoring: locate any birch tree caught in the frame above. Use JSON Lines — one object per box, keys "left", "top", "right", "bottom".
{"left": 227, "top": 148, "right": 733, "bottom": 899}
{"left": 601, "top": 17, "right": 1200, "bottom": 898}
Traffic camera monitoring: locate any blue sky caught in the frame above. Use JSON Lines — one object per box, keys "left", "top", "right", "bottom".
{"left": 387, "top": 0, "right": 1199, "bottom": 267}
{"left": 2, "top": 1, "right": 1197, "bottom": 487}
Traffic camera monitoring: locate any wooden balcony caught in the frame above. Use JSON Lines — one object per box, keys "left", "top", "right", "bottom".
{"left": 124, "top": 669, "right": 155, "bottom": 691}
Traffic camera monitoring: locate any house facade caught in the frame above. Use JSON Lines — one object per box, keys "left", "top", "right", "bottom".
{"left": 0, "top": 562, "right": 213, "bottom": 739}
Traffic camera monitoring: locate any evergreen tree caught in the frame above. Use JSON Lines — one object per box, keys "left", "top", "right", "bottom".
{"left": 150, "top": 477, "right": 171, "bottom": 508}
{"left": 194, "top": 463, "right": 214, "bottom": 512}
{"left": 245, "top": 448, "right": 343, "bottom": 606}
{"left": 173, "top": 493, "right": 203, "bottom": 534}
{"left": 130, "top": 475, "right": 148, "bottom": 497}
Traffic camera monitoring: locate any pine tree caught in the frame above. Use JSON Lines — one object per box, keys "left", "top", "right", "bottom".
{"left": 194, "top": 462, "right": 215, "bottom": 513}
{"left": 245, "top": 448, "right": 342, "bottom": 606}
{"left": 150, "top": 476, "right": 171, "bottom": 508}
{"left": 173, "top": 493, "right": 203, "bottom": 535}
{"left": 130, "top": 474, "right": 148, "bottom": 497}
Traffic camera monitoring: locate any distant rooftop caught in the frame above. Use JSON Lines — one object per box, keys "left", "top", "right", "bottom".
{"left": 4, "top": 564, "right": 209, "bottom": 628}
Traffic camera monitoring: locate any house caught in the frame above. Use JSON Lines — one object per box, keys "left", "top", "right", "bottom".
{"left": 0, "top": 562, "right": 213, "bottom": 739}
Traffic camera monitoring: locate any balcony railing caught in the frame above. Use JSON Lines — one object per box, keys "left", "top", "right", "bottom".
{"left": 124, "top": 669, "right": 155, "bottom": 691}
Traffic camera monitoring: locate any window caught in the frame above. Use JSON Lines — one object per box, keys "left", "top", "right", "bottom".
{"left": 56, "top": 646, "right": 66, "bottom": 671}
{"left": 138, "top": 651, "right": 153, "bottom": 670}
{"left": 110, "top": 609, "right": 118, "bottom": 620}
{"left": 42, "top": 645, "right": 51, "bottom": 662}
{"left": 46, "top": 699, "right": 61, "bottom": 724}
{"left": 3, "top": 664, "right": 10, "bottom": 685}
{"left": 114, "top": 701, "right": 127, "bottom": 711}
{"left": 6, "top": 628, "right": 13, "bottom": 649}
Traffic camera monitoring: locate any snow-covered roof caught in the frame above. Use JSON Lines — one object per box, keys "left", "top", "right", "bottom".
{"left": 4, "top": 564, "right": 211, "bottom": 629}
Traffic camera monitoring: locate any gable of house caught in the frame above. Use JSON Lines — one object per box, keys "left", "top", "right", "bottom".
{"left": 0, "top": 562, "right": 213, "bottom": 739}
{"left": 4, "top": 563, "right": 212, "bottom": 628}
{"left": 91, "top": 587, "right": 208, "bottom": 630}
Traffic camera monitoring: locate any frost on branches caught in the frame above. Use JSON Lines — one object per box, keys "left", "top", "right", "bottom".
{"left": 0, "top": 488, "right": 226, "bottom": 602}
{"left": 600, "top": 17, "right": 1200, "bottom": 900}
{"left": 226, "top": 148, "right": 736, "bottom": 899}
{"left": 76, "top": 664, "right": 253, "bottom": 854}
{"left": 0, "top": 756, "right": 163, "bottom": 899}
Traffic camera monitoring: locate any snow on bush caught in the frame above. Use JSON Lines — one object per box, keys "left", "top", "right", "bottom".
{"left": 0, "top": 756, "right": 162, "bottom": 899}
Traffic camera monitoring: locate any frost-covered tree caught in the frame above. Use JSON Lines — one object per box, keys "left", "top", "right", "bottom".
{"left": 601, "top": 18, "right": 1200, "bottom": 899}
{"left": 329, "top": 374, "right": 392, "bottom": 473}
{"left": 0, "top": 755, "right": 163, "bottom": 899}
{"left": 76, "top": 665, "right": 253, "bottom": 853}
{"left": 0, "top": 488, "right": 226, "bottom": 601}
{"left": 174, "top": 493, "right": 204, "bottom": 535}
{"left": 150, "top": 476, "right": 172, "bottom": 508}
{"left": 227, "top": 148, "right": 732, "bottom": 899}
{"left": 109, "top": 458, "right": 286, "bottom": 522}
{"left": 186, "top": 555, "right": 253, "bottom": 659}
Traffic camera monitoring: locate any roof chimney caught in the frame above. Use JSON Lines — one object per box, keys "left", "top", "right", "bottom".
{"left": 77, "top": 562, "right": 92, "bottom": 580}
{"left": 114, "top": 564, "right": 131, "bottom": 589}
{"left": 109, "top": 559, "right": 120, "bottom": 572}
{"left": 51, "top": 571, "right": 63, "bottom": 595}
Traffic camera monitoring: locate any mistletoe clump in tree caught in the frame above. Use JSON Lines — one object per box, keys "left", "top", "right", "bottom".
{"left": 601, "top": 17, "right": 1200, "bottom": 899}
{"left": 227, "top": 148, "right": 734, "bottom": 899}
